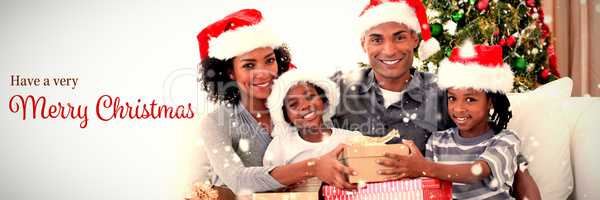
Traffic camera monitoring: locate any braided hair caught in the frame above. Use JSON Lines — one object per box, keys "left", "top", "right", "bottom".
{"left": 487, "top": 92, "right": 512, "bottom": 134}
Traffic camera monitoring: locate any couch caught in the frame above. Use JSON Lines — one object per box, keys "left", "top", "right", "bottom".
{"left": 507, "top": 78, "right": 600, "bottom": 200}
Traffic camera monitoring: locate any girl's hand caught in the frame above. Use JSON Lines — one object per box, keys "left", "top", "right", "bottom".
{"left": 314, "top": 144, "right": 357, "bottom": 189}
{"left": 376, "top": 140, "right": 432, "bottom": 180}
{"left": 514, "top": 168, "right": 542, "bottom": 200}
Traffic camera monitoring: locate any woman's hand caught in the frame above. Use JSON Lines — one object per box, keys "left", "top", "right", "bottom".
{"left": 376, "top": 140, "right": 432, "bottom": 180}
{"left": 313, "top": 144, "right": 357, "bottom": 189}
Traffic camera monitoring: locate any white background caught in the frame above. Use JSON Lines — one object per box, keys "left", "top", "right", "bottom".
{"left": 0, "top": 0, "right": 369, "bottom": 199}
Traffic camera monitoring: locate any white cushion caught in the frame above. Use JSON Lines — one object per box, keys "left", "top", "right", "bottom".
{"left": 507, "top": 78, "right": 574, "bottom": 200}
{"left": 567, "top": 97, "right": 600, "bottom": 199}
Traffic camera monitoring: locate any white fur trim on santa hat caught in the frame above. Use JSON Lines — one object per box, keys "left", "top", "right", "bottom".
{"left": 418, "top": 38, "right": 441, "bottom": 59}
{"left": 357, "top": 2, "right": 420, "bottom": 35}
{"left": 437, "top": 59, "right": 515, "bottom": 93}
{"left": 209, "top": 21, "right": 283, "bottom": 60}
{"left": 267, "top": 69, "right": 340, "bottom": 137}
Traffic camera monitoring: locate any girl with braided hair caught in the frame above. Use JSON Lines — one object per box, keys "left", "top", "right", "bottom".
{"left": 376, "top": 44, "right": 541, "bottom": 199}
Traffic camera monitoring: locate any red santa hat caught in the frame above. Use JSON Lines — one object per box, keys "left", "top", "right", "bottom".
{"left": 357, "top": 0, "right": 441, "bottom": 59}
{"left": 437, "top": 42, "right": 514, "bottom": 93}
{"left": 266, "top": 69, "right": 339, "bottom": 137}
{"left": 197, "top": 9, "right": 283, "bottom": 60}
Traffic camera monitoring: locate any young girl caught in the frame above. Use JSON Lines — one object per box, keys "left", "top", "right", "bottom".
{"left": 263, "top": 69, "right": 394, "bottom": 192}
{"left": 378, "top": 44, "right": 531, "bottom": 199}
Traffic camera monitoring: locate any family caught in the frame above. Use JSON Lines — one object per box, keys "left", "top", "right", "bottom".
{"left": 192, "top": 0, "right": 541, "bottom": 199}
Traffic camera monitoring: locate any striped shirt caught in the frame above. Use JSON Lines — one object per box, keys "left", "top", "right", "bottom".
{"left": 425, "top": 127, "right": 521, "bottom": 200}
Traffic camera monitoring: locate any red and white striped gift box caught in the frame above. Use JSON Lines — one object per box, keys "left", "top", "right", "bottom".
{"left": 322, "top": 178, "right": 452, "bottom": 200}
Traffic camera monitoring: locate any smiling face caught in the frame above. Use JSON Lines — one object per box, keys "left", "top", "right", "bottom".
{"left": 361, "top": 22, "right": 419, "bottom": 81}
{"left": 283, "top": 83, "right": 327, "bottom": 131}
{"left": 447, "top": 88, "right": 493, "bottom": 137}
{"left": 230, "top": 47, "right": 278, "bottom": 102}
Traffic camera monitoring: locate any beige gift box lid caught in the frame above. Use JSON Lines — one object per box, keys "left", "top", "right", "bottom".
{"left": 342, "top": 143, "right": 410, "bottom": 183}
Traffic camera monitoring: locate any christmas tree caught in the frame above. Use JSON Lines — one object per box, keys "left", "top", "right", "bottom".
{"left": 418, "top": 0, "right": 559, "bottom": 92}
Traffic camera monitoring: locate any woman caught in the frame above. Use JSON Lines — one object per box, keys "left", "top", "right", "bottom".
{"left": 191, "top": 9, "right": 355, "bottom": 199}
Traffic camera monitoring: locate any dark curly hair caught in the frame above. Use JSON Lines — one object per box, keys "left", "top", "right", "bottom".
{"left": 486, "top": 92, "right": 512, "bottom": 134}
{"left": 199, "top": 46, "right": 292, "bottom": 105}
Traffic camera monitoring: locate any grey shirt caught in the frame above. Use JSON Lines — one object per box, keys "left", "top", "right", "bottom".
{"left": 331, "top": 67, "right": 453, "bottom": 153}
{"left": 198, "top": 103, "right": 283, "bottom": 194}
{"left": 426, "top": 128, "right": 520, "bottom": 199}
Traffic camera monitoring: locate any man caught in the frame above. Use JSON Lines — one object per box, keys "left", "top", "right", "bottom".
{"left": 331, "top": 0, "right": 446, "bottom": 153}
{"left": 331, "top": 0, "right": 541, "bottom": 199}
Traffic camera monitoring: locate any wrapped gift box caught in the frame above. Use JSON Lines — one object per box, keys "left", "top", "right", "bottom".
{"left": 252, "top": 191, "right": 318, "bottom": 200}
{"left": 322, "top": 178, "right": 452, "bottom": 200}
{"left": 341, "top": 143, "right": 410, "bottom": 183}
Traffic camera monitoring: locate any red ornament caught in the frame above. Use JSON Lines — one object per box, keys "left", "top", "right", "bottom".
{"left": 499, "top": 38, "right": 506, "bottom": 46}
{"left": 542, "top": 24, "right": 550, "bottom": 38}
{"left": 547, "top": 44, "right": 560, "bottom": 77}
{"left": 549, "top": 55, "right": 557, "bottom": 68}
{"left": 506, "top": 36, "right": 516, "bottom": 47}
{"left": 477, "top": 0, "right": 489, "bottom": 11}
{"left": 527, "top": 0, "right": 536, "bottom": 7}
{"left": 540, "top": 68, "right": 551, "bottom": 80}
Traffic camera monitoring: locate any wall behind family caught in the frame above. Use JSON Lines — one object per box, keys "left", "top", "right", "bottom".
{"left": 0, "top": 0, "right": 369, "bottom": 200}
